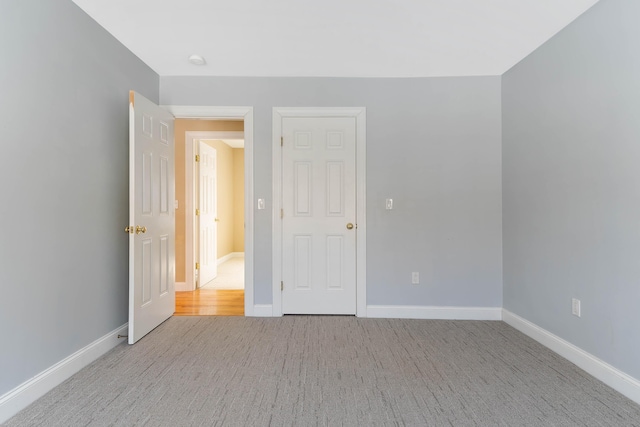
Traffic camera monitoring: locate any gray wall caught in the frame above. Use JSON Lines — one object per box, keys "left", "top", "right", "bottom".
{"left": 503, "top": 0, "right": 640, "bottom": 379}
{"left": 161, "top": 76, "right": 503, "bottom": 307}
{"left": 0, "top": 0, "right": 158, "bottom": 396}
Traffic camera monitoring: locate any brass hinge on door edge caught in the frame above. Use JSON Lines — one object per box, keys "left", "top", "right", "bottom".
{"left": 196, "top": 208, "right": 200, "bottom": 216}
{"left": 195, "top": 154, "right": 200, "bottom": 162}
{"left": 196, "top": 262, "right": 199, "bottom": 270}
{"left": 281, "top": 136, "right": 283, "bottom": 146}
{"left": 281, "top": 281, "right": 283, "bottom": 291}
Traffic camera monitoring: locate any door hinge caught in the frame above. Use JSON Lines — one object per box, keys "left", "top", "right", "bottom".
{"left": 195, "top": 262, "right": 200, "bottom": 270}
{"left": 195, "top": 154, "right": 200, "bottom": 162}
{"left": 281, "top": 136, "right": 283, "bottom": 146}
{"left": 281, "top": 208, "right": 284, "bottom": 219}
{"left": 196, "top": 208, "right": 200, "bottom": 216}
{"left": 281, "top": 281, "right": 284, "bottom": 291}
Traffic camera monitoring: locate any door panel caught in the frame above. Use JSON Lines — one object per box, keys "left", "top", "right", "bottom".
{"left": 198, "top": 142, "right": 218, "bottom": 286}
{"left": 281, "top": 117, "right": 357, "bottom": 314}
{"left": 128, "top": 91, "right": 175, "bottom": 344}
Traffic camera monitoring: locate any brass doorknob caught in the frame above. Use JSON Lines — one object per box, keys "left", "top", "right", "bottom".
{"left": 136, "top": 225, "right": 147, "bottom": 235}
{"left": 346, "top": 223, "right": 354, "bottom": 230}
{"left": 125, "top": 226, "right": 134, "bottom": 234}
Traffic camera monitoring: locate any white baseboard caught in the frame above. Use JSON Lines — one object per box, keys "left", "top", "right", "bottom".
{"left": 251, "top": 304, "right": 273, "bottom": 317}
{"left": 503, "top": 310, "right": 640, "bottom": 405}
{"left": 175, "top": 281, "right": 192, "bottom": 292}
{"left": 217, "top": 252, "right": 244, "bottom": 266}
{"left": 366, "top": 305, "right": 502, "bottom": 320}
{"left": 0, "top": 323, "right": 128, "bottom": 424}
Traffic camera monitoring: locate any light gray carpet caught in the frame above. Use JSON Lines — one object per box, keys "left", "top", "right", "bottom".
{"left": 6, "top": 317, "right": 640, "bottom": 426}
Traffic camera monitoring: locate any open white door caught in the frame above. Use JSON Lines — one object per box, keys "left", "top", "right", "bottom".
{"left": 128, "top": 91, "right": 175, "bottom": 344}
{"left": 198, "top": 141, "right": 218, "bottom": 286}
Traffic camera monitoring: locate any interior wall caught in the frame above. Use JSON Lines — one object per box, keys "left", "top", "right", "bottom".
{"left": 233, "top": 148, "right": 245, "bottom": 253}
{"left": 161, "top": 76, "right": 503, "bottom": 307}
{"left": 503, "top": 0, "right": 640, "bottom": 380}
{"left": 0, "top": 0, "right": 159, "bottom": 397}
{"left": 174, "top": 119, "right": 244, "bottom": 282}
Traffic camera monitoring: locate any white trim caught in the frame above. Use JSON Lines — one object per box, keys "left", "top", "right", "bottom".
{"left": 354, "top": 110, "right": 367, "bottom": 317}
{"left": 0, "top": 324, "right": 127, "bottom": 424}
{"left": 251, "top": 304, "right": 274, "bottom": 317}
{"left": 272, "top": 112, "right": 283, "bottom": 316}
{"left": 164, "top": 106, "right": 252, "bottom": 119}
{"left": 503, "top": 310, "right": 640, "bottom": 405}
{"left": 367, "top": 305, "right": 503, "bottom": 320}
{"left": 217, "top": 252, "right": 244, "bottom": 266}
{"left": 272, "top": 107, "right": 367, "bottom": 317}
{"left": 174, "top": 281, "right": 190, "bottom": 291}
{"left": 164, "top": 106, "right": 255, "bottom": 317}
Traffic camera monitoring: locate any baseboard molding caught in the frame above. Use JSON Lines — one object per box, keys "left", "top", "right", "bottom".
{"left": 217, "top": 252, "right": 244, "bottom": 266}
{"left": 175, "top": 281, "right": 192, "bottom": 292}
{"left": 366, "top": 305, "right": 502, "bottom": 320}
{"left": 0, "top": 323, "right": 128, "bottom": 424}
{"left": 251, "top": 304, "right": 273, "bottom": 317}
{"left": 503, "top": 310, "right": 640, "bottom": 405}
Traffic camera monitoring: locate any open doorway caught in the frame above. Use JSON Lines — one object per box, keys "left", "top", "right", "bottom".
{"left": 195, "top": 135, "right": 245, "bottom": 291}
{"left": 171, "top": 116, "right": 250, "bottom": 316}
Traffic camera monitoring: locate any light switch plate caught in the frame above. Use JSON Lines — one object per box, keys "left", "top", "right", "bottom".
{"left": 411, "top": 272, "right": 419, "bottom": 284}
{"left": 386, "top": 198, "right": 393, "bottom": 210}
{"left": 257, "top": 198, "right": 265, "bottom": 210}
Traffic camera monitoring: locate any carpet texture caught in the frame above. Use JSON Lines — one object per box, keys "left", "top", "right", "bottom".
{"left": 6, "top": 317, "right": 640, "bottom": 426}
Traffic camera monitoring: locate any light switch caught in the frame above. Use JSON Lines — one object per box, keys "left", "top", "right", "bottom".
{"left": 257, "top": 198, "right": 265, "bottom": 210}
{"left": 174, "top": 200, "right": 179, "bottom": 209}
{"left": 386, "top": 199, "right": 393, "bottom": 210}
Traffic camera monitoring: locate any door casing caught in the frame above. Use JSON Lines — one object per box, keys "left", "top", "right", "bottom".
{"left": 272, "top": 107, "right": 367, "bottom": 317}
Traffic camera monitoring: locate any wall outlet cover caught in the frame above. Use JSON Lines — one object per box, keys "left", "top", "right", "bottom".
{"left": 572, "top": 298, "right": 581, "bottom": 317}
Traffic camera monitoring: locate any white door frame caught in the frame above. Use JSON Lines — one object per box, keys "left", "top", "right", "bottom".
{"left": 163, "top": 106, "right": 255, "bottom": 316}
{"left": 272, "top": 107, "right": 367, "bottom": 317}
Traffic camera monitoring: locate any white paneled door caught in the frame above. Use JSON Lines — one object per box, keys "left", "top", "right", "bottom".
{"left": 281, "top": 117, "right": 357, "bottom": 314}
{"left": 128, "top": 91, "right": 175, "bottom": 344}
{"left": 198, "top": 141, "right": 218, "bottom": 287}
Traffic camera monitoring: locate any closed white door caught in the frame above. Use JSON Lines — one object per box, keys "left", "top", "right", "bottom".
{"left": 198, "top": 141, "right": 218, "bottom": 286}
{"left": 128, "top": 91, "right": 175, "bottom": 345}
{"left": 281, "top": 117, "right": 357, "bottom": 314}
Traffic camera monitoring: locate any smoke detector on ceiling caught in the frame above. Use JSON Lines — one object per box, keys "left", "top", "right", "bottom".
{"left": 188, "top": 54, "right": 206, "bottom": 66}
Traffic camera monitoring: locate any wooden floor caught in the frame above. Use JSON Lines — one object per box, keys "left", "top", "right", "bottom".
{"left": 175, "top": 289, "right": 244, "bottom": 316}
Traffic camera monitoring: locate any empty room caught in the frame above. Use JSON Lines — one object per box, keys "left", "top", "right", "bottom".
{"left": 1, "top": 0, "right": 640, "bottom": 425}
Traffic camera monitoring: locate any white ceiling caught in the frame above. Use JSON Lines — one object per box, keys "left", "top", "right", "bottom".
{"left": 72, "top": 0, "right": 599, "bottom": 78}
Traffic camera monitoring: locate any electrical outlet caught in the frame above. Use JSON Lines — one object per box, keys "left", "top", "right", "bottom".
{"left": 572, "top": 298, "right": 581, "bottom": 317}
{"left": 411, "top": 272, "right": 419, "bottom": 284}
